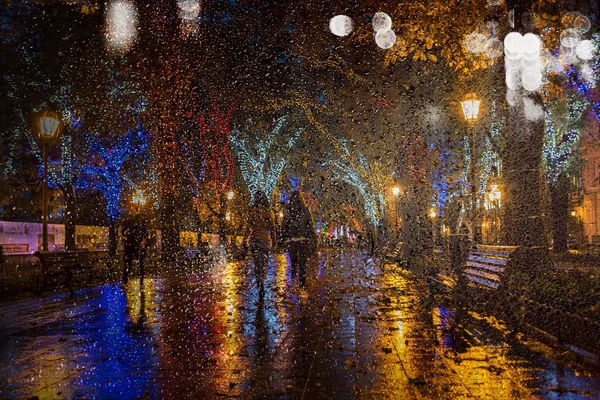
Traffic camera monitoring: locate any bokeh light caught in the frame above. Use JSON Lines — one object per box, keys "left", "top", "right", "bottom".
{"left": 575, "top": 39, "right": 596, "bottom": 61}
{"left": 372, "top": 12, "right": 392, "bottom": 32}
{"left": 560, "top": 28, "right": 581, "bottom": 48}
{"left": 329, "top": 15, "right": 353, "bottom": 37}
{"left": 106, "top": 0, "right": 138, "bottom": 52}
{"left": 375, "top": 29, "right": 396, "bottom": 49}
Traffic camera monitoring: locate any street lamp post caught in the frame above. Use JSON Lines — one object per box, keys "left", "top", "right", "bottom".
{"left": 461, "top": 93, "right": 482, "bottom": 245}
{"left": 35, "top": 111, "right": 63, "bottom": 252}
{"left": 488, "top": 186, "right": 501, "bottom": 244}
{"left": 132, "top": 189, "right": 147, "bottom": 212}
{"left": 392, "top": 186, "right": 401, "bottom": 239}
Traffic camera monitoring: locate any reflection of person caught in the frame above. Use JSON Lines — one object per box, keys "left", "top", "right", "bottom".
{"left": 122, "top": 213, "right": 149, "bottom": 283}
{"left": 246, "top": 191, "right": 276, "bottom": 299}
{"left": 282, "top": 191, "right": 317, "bottom": 288}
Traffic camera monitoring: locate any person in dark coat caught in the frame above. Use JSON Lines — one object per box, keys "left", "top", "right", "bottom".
{"left": 122, "top": 212, "right": 149, "bottom": 283}
{"left": 245, "top": 190, "right": 276, "bottom": 299}
{"left": 282, "top": 190, "right": 317, "bottom": 288}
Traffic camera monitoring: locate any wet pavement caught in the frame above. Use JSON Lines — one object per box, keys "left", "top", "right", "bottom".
{"left": 1, "top": 250, "right": 599, "bottom": 399}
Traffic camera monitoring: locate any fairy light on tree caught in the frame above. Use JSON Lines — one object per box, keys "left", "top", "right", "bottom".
{"left": 82, "top": 126, "right": 149, "bottom": 256}
{"left": 543, "top": 91, "right": 587, "bottom": 253}
{"left": 329, "top": 158, "right": 384, "bottom": 226}
{"left": 230, "top": 116, "right": 303, "bottom": 202}
{"left": 182, "top": 101, "right": 235, "bottom": 242}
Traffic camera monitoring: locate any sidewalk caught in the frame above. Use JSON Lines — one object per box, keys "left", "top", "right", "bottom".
{"left": 0, "top": 250, "right": 599, "bottom": 399}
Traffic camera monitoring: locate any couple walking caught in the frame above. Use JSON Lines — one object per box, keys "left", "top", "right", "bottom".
{"left": 246, "top": 190, "right": 318, "bottom": 299}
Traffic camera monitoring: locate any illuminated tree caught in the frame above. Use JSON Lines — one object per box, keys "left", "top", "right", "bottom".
{"left": 182, "top": 101, "right": 235, "bottom": 241}
{"left": 542, "top": 91, "right": 588, "bottom": 252}
{"left": 396, "top": 134, "right": 439, "bottom": 260}
{"left": 231, "top": 115, "right": 303, "bottom": 202}
{"left": 82, "top": 126, "right": 149, "bottom": 256}
{"left": 328, "top": 156, "right": 385, "bottom": 227}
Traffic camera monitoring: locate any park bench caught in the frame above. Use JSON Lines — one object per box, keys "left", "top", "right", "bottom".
{"left": 35, "top": 249, "right": 113, "bottom": 296}
{"left": 463, "top": 244, "right": 519, "bottom": 290}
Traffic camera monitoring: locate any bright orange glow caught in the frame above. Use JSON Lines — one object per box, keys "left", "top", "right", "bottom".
{"left": 461, "top": 92, "right": 480, "bottom": 122}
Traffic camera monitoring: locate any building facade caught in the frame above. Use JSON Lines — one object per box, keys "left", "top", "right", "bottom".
{"left": 578, "top": 116, "right": 600, "bottom": 244}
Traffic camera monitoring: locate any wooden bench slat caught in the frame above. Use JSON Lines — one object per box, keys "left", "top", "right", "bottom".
{"left": 476, "top": 245, "right": 518, "bottom": 252}
{"left": 464, "top": 268, "right": 501, "bottom": 282}
{"left": 468, "top": 255, "right": 508, "bottom": 265}
{"left": 466, "top": 275, "right": 500, "bottom": 289}
{"left": 472, "top": 250, "right": 513, "bottom": 258}
{"left": 466, "top": 261, "right": 504, "bottom": 273}
{"left": 460, "top": 245, "right": 519, "bottom": 292}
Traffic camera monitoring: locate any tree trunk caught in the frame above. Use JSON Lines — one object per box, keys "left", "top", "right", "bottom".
{"left": 160, "top": 191, "right": 179, "bottom": 261}
{"left": 219, "top": 218, "right": 227, "bottom": 247}
{"left": 63, "top": 184, "right": 76, "bottom": 251}
{"left": 550, "top": 174, "right": 569, "bottom": 253}
{"left": 502, "top": 93, "right": 546, "bottom": 249}
{"left": 218, "top": 192, "right": 227, "bottom": 247}
{"left": 401, "top": 185, "right": 433, "bottom": 261}
{"left": 108, "top": 219, "right": 118, "bottom": 258}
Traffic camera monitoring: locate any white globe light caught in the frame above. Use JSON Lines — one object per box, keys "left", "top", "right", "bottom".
{"left": 106, "top": 0, "right": 138, "bottom": 51}
{"left": 463, "top": 33, "right": 487, "bottom": 54}
{"left": 372, "top": 12, "right": 392, "bottom": 32}
{"left": 574, "top": 15, "right": 591, "bottom": 33}
{"left": 560, "top": 28, "right": 580, "bottom": 48}
{"left": 506, "top": 89, "right": 520, "bottom": 106}
{"left": 178, "top": 0, "right": 200, "bottom": 20}
{"left": 484, "top": 38, "right": 503, "bottom": 59}
{"left": 329, "top": 15, "right": 353, "bottom": 37}
{"left": 505, "top": 57, "right": 521, "bottom": 72}
{"left": 520, "top": 56, "right": 541, "bottom": 71}
{"left": 523, "top": 96, "right": 544, "bottom": 121}
{"left": 375, "top": 29, "right": 396, "bottom": 49}
{"left": 506, "top": 69, "right": 521, "bottom": 90}
{"left": 504, "top": 32, "right": 524, "bottom": 53}
{"left": 505, "top": 48, "right": 522, "bottom": 60}
{"left": 522, "top": 33, "right": 541, "bottom": 60}
{"left": 522, "top": 69, "right": 542, "bottom": 91}
{"left": 576, "top": 39, "right": 596, "bottom": 61}
{"left": 580, "top": 63, "right": 595, "bottom": 84}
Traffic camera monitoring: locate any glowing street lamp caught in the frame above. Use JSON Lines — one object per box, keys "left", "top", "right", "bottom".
{"left": 227, "top": 191, "right": 234, "bottom": 200}
{"left": 225, "top": 211, "right": 232, "bottom": 221}
{"left": 392, "top": 186, "right": 401, "bottom": 196}
{"left": 34, "top": 110, "right": 63, "bottom": 252}
{"left": 489, "top": 191, "right": 501, "bottom": 202}
{"left": 461, "top": 93, "right": 481, "bottom": 122}
{"left": 461, "top": 93, "right": 482, "bottom": 244}
{"left": 132, "top": 189, "right": 147, "bottom": 206}
{"left": 429, "top": 209, "right": 437, "bottom": 219}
